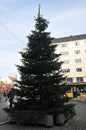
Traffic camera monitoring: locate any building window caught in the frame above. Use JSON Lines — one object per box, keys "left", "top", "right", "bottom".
{"left": 66, "top": 78, "right": 73, "bottom": 82}
{"left": 76, "top": 68, "right": 82, "bottom": 72}
{"left": 75, "top": 42, "right": 79, "bottom": 46}
{"left": 61, "top": 44, "right": 67, "bottom": 47}
{"left": 74, "top": 50, "right": 80, "bottom": 54}
{"left": 62, "top": 69, "right": 70, "bottom": 73}
{"left": 84, "top": 40, "right": 86, "bottom": 45}
{"left": 61, "top": 51, "right": 69, "bottom": 55}
{"left": 75, "top": 59, "right": 81, "bottom": 63}
{"left": 63, "top": 60, "right": 69, "bottom": 64}
{"left": 76, "top": 77, "right": 83, "bottom": 82}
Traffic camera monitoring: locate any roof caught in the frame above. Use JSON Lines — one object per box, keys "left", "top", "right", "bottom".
{"left": 0, "top": 81, "right": 11, "bottom": 91}
{"left": 8, "top": 76, "right": 17, "bottom": 81}
{"left": 52, "top": 34, "right": 86, "bottom": 43}
{"left": 0, "top": 81, "right": 5, "bottom": 87}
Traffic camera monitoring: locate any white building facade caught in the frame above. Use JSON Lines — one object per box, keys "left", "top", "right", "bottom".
{"left": 53, "top": 34, "right": 86, "bottom": 84}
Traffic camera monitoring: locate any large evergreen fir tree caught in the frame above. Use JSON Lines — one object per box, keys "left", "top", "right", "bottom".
{"left": 9, "top": 7, "right": 75, "bottom": 123}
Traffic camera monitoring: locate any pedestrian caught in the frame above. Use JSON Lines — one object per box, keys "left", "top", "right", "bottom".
{"left": 3, "top": 91, "right": 7, "bottom": 101}
{"left": 7, "top": 89, "right": 14, "bottom": 108}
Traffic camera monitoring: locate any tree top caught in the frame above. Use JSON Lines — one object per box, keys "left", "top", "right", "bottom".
{"left": 38, "top": 4, "right": 41, "bottom": 18}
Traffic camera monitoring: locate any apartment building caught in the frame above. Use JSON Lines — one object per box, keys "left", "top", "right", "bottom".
{"left": 53, "top": 34, "right": 86, "bottom": 84}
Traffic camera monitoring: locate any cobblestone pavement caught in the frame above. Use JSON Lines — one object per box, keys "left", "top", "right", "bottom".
{"left": 0, "top": 99, "right": 86, "bottom": 130}
{"left": 0, "top": 98, "right": 9, "bottom": 122}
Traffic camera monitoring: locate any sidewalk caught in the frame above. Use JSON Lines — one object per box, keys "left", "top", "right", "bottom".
{"left": 72, "top": 96, "right": 86, "bottom": 103}
{"left": 0, "top": 100, "right": 10, "bottom": 125}
{"left": 0, "top": 99, "right": 86, "bottom": 130}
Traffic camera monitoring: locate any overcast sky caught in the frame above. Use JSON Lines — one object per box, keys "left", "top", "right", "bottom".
{"left": 0, "top": 0, "right": 86, "bottom": 78}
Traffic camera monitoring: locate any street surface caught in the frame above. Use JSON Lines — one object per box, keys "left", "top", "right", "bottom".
{"left": 0, "top": 96, "right": 9, "bottom": 122}
{"left": 0, "top": 97, "right": 86, "bottom": 130}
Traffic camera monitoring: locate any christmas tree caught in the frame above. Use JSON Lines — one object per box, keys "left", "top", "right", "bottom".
{"left": 8, "top": 6, "right": 75, "bottom": 124}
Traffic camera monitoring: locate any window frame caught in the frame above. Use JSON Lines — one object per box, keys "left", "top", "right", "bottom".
{"left": 66, "top": 78, "right": 73, "bottom": 82}
{"left": 76, "top": 68, "right": 82, "bottom": 72}
{"left": 62, "top": 69, "right": 70, "bottom": 73}
{"left": 74, "top": 50, "right": 80, "bottom": 54}
{"left": 75, "top": 59, "right": 81, "bottom": 63}
{"left": 76, "top": 77, "right": 83, "bottom": 82}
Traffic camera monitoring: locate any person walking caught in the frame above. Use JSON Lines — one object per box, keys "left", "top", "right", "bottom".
{"left": 7, "top": 89, "right": 14, "bottom": 108}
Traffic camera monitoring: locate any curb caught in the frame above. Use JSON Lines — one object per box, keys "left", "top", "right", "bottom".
{"left": 0, "top": 120, "right": 10, "bottom": 126}
{"left": 71, "top": 98, "right": 86, "bottom": 103}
